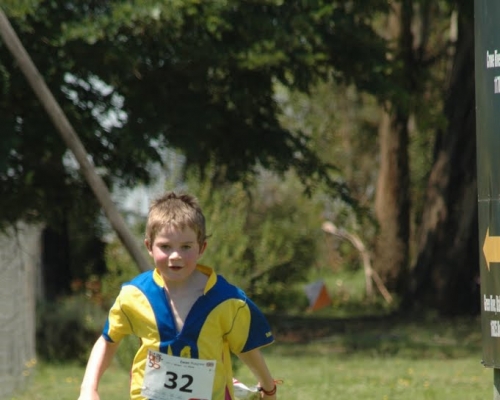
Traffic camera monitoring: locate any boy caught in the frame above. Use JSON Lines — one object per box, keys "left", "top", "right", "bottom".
{"left": 78, "top": 192, "right": 278, "bottom": 400}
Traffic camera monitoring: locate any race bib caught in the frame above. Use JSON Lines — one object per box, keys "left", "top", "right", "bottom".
{"left": 141, "top": 350, "right": 216, "bottom": 400}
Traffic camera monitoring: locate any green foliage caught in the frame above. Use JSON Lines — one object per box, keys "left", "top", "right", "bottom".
{"left": 0, "top": 0, "right": 392, "bottom": 303}
{"left": 36, "top": 295, "right": 106, "bottom": 364}
{"left": 0, "top": 0, "right": 43, "bottom": 18}
{"left": 114, "top": 334, "right": 140, "bottom": 370}
{"left": 277, "top": 79, "right": 380, "bottom": 209}
{"left": 101, "top": 239, "right": 143, "bottom": 307}
{"left": 0, "top": 0, "right": 390, "bottom": 232}
{"left": 276, "top": 79, "right": 381, "bottom": 276}
{"left": 185, "top": 168, "right": 323, "bottom": 311}
{"left": 188, "top": 176, "right": 252, "bottom": 282}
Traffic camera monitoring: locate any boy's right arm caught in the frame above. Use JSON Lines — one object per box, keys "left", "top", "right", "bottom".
{"left": 78, "top": 335, "right": 119, "bottom": 400}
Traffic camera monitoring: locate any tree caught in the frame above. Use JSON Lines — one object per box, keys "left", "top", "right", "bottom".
{"left": 373, "top": 1, "right": 413, "bottom": 296}
{"left": 0, "top": 1, "right": 389, "bottom": 297}
{"left": 368, "top": 1, "right": 476, "bottom": 314}
{"left": 275, "top": 0, "right": 479, "bottom": 316}
{"left": 2, "top": 1, "right": 480, "bottom": 316}
{"left": 359, "top": 0, "right": 478, "bottom": 315}
{"left": 408, "top": 0, "right": 479, "bottom": 315}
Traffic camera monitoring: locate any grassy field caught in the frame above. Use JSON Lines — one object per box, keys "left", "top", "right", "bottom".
{"left": 9, "top": 315, "right": 491, "bottom": 400}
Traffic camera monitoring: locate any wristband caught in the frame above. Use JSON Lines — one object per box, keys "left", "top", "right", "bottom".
{"left": 258, "top": 379, "right": 282, "bottom": 396}
{"left": 259, "top": 384, "right": 276, "bottom": 396}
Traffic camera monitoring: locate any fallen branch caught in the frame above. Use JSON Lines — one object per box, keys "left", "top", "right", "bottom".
{"left": 322, "top": 221, "right": 393, "bottom": 304}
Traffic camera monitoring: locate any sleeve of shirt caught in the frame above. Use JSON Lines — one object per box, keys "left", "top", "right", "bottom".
{"left": 225, "top": 297, "right": 274, "bottom": 354}
{"left": 102, "top": 287, "right": 134, "bottom": 343}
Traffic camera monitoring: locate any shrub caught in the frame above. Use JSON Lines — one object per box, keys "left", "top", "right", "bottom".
{"left": 114, "top": 334, "right": 140, "bottom": 370}
{"left": 188, "top": 169, "right": 323, "bottom": 312}
{"left": 36, "top": 294, "right": 106, "bottom": 364}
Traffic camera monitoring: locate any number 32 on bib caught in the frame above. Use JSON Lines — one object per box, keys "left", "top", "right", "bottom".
{"left": 141, "top": 350, "right": 216, "bottom": 400}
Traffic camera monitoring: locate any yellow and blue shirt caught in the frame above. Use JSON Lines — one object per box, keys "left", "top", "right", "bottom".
{"left": 102, "top": 265, "right": 274, "bottom": 400}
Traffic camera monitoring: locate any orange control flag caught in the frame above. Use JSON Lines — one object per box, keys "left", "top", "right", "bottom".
{"left": 304, "top": 280, "right": 332, "bottom": 311}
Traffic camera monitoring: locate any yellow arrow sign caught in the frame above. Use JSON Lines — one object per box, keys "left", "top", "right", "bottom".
{"left": 483, "top": 228, "right": 500, "bottom": 271}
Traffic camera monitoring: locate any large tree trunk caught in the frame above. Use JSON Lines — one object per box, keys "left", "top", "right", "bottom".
{"left": 374, "top": 107, "right": 411, "bottom": 293}
{"left": 408, "top": 4, "right": 479, "bottom": 316}
{"left": 373, "top": 1, "right": 413, "bottom": 295}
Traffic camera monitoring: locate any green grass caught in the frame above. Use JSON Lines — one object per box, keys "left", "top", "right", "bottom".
{"left": 235, "top": 315, "right": 491, "bottom": 400}
{"left": 10, "top": 316, "right": 492, "bottom": 400}
{"left": 8, "top": 362, "right": 130, "bottom": 400}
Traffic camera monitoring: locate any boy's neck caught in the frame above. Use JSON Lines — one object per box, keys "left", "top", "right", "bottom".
{"left": 164, "top": 268, "right": 207, "bottom": 296}
{"left": 163, "top": 269, "right": 209, "bottom": 332}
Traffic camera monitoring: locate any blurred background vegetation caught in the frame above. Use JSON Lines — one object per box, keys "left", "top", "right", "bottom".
{"left": 0, "top": 0, "right": 478, "bottom": 367}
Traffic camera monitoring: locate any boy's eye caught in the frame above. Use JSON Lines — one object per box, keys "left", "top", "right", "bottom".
{"left": 181, "top": 245, "right": 191, "bottom": 250}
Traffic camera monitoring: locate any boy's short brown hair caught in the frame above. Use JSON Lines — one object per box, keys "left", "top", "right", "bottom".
{"left": 145, "top": 192, "right": 206, "bottom": 246}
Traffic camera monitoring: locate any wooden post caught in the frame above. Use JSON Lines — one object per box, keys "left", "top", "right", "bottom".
{"left": 475, "top": 1, "right": 500, "bottom": 396}
{"left": 0, "top": 8, "right": 151, "bottom": 272}
{"left": 494, "top": 369, "right": 500, "bottom": 400}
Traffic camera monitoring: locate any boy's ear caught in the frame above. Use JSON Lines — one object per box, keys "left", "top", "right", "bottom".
{"left": 144, "top": 238, "right": 152, "bottom": 253}
{"left": 199, "top": 241, "right": 207, "bottom": 255}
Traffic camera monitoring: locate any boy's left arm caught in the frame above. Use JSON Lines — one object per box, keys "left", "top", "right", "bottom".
{"left": 237, "top": 348, "right": 277, "bottom": 399}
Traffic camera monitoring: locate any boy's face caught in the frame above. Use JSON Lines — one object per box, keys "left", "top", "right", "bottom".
{"left": 145, "top": 225, "right": 206, "bottom": 284}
